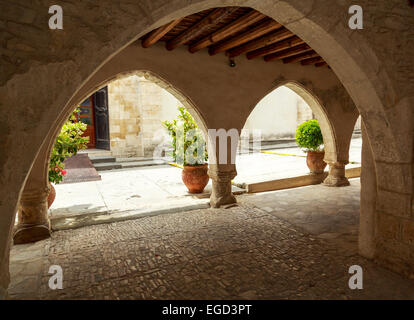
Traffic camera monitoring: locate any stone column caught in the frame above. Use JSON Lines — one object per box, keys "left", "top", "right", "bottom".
{"left": 208, "top": 165, "right": 237, "bottom": 208}
{"left": 358, "top": 122, "right": 376, "bottom": 258}
{"left": 13, "top": 186, "right": 51, "bottom": 245}
{"left": 0, "top": 236, "right": 12, "bottom": 300}
{"left": 323, "top": 161, "right": 350, "bottom": 187}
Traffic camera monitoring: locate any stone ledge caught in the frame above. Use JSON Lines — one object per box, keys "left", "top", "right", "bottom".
{"left": 246, "top": 167, "right": 360, "bottom": 193}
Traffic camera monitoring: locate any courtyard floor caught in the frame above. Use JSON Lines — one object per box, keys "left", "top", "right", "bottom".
{"left": 9, "top": 178, "right": 414, "bottom": 300}
{"left": 48, "top": 138, "right": 362, "bottom": 230}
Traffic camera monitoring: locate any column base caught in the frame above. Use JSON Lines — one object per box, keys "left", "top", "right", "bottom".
{"left": 323, "top": 175, "right": 350, "bottom": 187}
{"left": 208, "top": 167, "right": 237, "bottom": 208}
{"left": 210, "top": 193, "right": 237, "bottom": 208}
{"left": 323, "top": 161, "right": 350, "bottom": 187}
{"left": 13, "top": 223, "right": 51, "bottom": 245}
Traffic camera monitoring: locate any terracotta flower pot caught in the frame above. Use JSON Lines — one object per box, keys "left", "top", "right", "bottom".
{"left": 182, "top": 164, "right": 209, "bottom": 193}
{"left": 306, "top": 151, "right": 327, "bottom": 174}
{"left": 47, "top": 183, "right": 56, "bottom": 209}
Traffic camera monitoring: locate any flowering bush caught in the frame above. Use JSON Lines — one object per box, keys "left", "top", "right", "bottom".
{"left": 49, "top": 109, "right": 89, "bottom": 184}
{"left": 162, "top": 106, "right": 208, "bottom": 166}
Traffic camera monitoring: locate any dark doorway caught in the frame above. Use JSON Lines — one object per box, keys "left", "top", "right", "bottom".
{"left": 94, "top": 87, "right": 110, "bottom": 150}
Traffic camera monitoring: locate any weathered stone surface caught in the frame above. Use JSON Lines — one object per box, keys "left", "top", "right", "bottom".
{"left": 377, "top": 213, "right": 401, "bottom": 241}
{"left": 323, "top": 161, "right": 350, "bottom": 187}
{"left": 402, "top": 220, "right": 414, "bottom": 246}
{"left": 0, "top": 0, "right": 413, "bottom": 292}
{"left": 14, "top": 186, "right": 51, "bottom": 244}
{"left": 208, "top": 167, "right": 237, "bottom": 208}
{"left": 8, "top": 182, "right": 414, "bottom": 299}
{"left": 376, "top": 190, "right": 412, "bottom": 218}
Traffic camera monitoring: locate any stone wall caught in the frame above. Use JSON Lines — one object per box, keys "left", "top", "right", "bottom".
{"left": 243, "top": 86, "right": 313, "bottom": 140}
{"left": 106, "top": 77, "right": 361, "bottom": 158}
{"left": 137, "top": 77, "right": 180, "bottom": 157}
{"left": 297, "top": 94, "right": 314, "bottom": 126}
{"left": 107, "top": 75, "right": 142, "bottom": 157}
{"left": 107, "top": 75, "right": 180, "bottom": 158}
{"left": 108, "top": 78, "right": 316, "bottom": 156}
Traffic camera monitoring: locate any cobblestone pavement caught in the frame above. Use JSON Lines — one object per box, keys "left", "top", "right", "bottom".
{"left": 9, "top": 179, "right": 414, "bottom": 300}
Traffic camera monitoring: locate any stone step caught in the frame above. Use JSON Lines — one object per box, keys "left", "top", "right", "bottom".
{"left": 116, "top": 157, "right": 163, "bottom": 163}
{"left": 93, "top": 159, "right": 167, "bottom": 171}
{"left": 89, "top": 156, "right": 117, "bottom": 164}
{"left": 93, "top": 162, "right": 122, "bottom": 171}
{"left": 120, "top": 160, "right": 166, "bottom": 169}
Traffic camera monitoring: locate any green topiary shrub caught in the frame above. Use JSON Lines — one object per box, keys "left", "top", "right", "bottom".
{"left": 295, "top": 119, "right": 324, "bottom": 152}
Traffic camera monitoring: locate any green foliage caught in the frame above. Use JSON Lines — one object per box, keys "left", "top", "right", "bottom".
{"left": 162, "top": 106, "right": 208, "bottom": 166}
{"left": 295, "top": 119, "right": 324, "bottom": 152}
{"left": 49, "top": 109, "right": 89, "bottom": 184}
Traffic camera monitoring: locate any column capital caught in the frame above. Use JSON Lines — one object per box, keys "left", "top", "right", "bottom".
{"left": 19, "top": 186, "right": 50, "bottom": 204}
{"left": 325, "top": 160, "right": 349, "bottom": 167}
{"left": 208, "top": 168, "right": 237, "bottom": 182}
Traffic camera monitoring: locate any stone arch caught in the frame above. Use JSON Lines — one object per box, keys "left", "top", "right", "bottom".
{"left": 283, "top": 82, "right": 337, "bottom": 162}
{"left": 1, "top": 1, "right": 413, "bottom": 295}
{"left": 241, "top": 78, "right": 358, "bottom": 187}
{"left": 16, "top": 69, "right": 209, "bottom": 245}
{"left": 244, "top": 81, "right": 339, "bottom": 164}
{"left": 48, "top": 69, "right": 208, "bottom": 163}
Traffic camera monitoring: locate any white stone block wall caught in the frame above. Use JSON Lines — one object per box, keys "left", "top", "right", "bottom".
{"left": 107, "top": 75, "right": 180, "bottom": 157}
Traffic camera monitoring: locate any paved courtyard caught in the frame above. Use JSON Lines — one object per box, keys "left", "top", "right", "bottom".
{"left": 48, "top": 138, "right": 362, "bottom": 230}
{"left": 9, "top": 178, "right": 414, "bottom": 300}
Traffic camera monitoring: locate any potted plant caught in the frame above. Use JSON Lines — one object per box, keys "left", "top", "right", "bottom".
{"left": 48, "top": 109, "right": 89, "bottom": 207}
{"left": 295, "top": 119, "right": 327, "bottom": 174}
{"left": 163, "top": 106, "right": 209, "bottom": 193}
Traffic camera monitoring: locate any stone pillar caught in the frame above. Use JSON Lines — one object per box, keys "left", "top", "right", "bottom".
{"left": 359, "top": 122, "right": 376, "bottom": 258}
{"left": 13, "top": 186, "right": 51, "bottom": 245}
{"left": 208, "top": 165, "right": 237, "bottom": 208}
{"left": 0, "top": 236, "right": 12, "bottom": 300}
{"left": 323, "top": 161, "right": 350, "bottom": 187}
{"left": 0, "top": 287, "right": 6, "bottom": 300}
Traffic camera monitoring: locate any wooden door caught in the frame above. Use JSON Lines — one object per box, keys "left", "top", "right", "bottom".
{"left": 93, "top": 87, "right": 110, "bottom": 150}
{"left": 78, "top": 97, "right": 96, "bottom": 149}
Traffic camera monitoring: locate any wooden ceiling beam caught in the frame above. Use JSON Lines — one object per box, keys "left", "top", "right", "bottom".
{"left": 283, "top": 51, "right": 318, "bottom": 64}
{"left": 315, "top": 61, "right": 328, "bottom": 67}
{"left": 246, "top": 36, "right": 304, "bottom": 60}
{"left": 264, "top": 43, "right": 312, "bottom": 62}
{"left": 209, "top": 19, "right": 282, "bottom": 55}
{"left": 189, "top": 10, "right": 265, "bottom": 53}
{"left": 227, "top": 27, "right": 293, "bottom": 58}
{"left": 166, "top": 7, "right": 239, "bottom": 51}
{"left": 141, "top": 18, "right": 183, "bottom": 48}
{"left": 301, "top": 56, "right": 324, "bottom": 66}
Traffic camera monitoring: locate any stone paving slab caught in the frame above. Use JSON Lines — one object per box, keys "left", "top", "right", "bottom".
{"left": 8, "top": 241, "right": 47, "bottom": 299}
{"left": 8, "top": 179, "right": 414, "bottom": 300}
{"left": 49, "top": 166, "right": 211, "bottom": 221}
